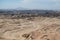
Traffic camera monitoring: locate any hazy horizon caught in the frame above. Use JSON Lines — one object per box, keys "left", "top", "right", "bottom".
{"left": 0, "top": 0, "right": 60, "bottom": 10}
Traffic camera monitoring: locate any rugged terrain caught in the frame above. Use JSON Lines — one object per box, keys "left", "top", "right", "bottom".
{"left": 0, "top": 16, "right": 60, "bottom": 40}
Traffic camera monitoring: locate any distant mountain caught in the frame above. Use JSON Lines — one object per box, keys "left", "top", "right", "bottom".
{"left": 0, "top": 7, "right": 29, "bottom": 11}
{"left": 15, "top": 7, "right": 28, "bottom": 10}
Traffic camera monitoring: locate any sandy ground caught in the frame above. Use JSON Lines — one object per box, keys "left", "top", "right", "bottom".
{"left": 0, "top": 17, "right": 60, "bottom": 40}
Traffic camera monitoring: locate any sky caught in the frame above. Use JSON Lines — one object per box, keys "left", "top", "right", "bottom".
{"left": 0, "top": 0, "right": 60, "bottom": 10}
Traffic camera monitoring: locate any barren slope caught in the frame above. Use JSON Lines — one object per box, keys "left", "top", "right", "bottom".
{"left": 0, "top": 17, "right": 60, "bottom": 40}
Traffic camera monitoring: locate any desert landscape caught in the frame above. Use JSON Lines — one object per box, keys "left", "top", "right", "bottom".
{"left": 0, "top": 10, "right": 60, "bottom": 40}
{"left": 0, "top": 0, "right": 60, "bottom": 40}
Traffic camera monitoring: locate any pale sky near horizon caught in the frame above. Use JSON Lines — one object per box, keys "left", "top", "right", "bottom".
{"left": 0, "top": 0, "right": 60, "bottom": 10}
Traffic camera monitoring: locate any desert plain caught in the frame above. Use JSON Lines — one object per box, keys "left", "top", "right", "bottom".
{"left": 0, "top": 16, "right": 60, "bottom": 40}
